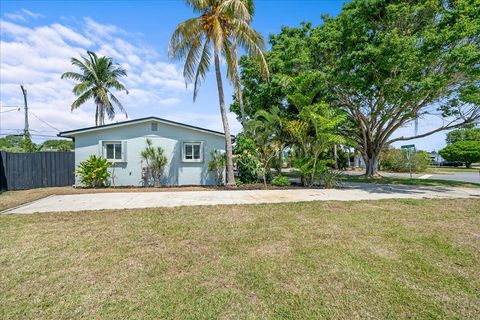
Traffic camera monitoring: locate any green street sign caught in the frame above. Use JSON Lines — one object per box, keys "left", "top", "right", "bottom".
{"left": 401, "top": 144, "right": 415, "bottom": 149}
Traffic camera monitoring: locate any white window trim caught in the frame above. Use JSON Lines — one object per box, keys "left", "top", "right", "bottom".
{"left": 182, "top": 141, "right": 204, "bottom": 163}
{"left": 102, "top": 140, "right": 126, "bottom": 162}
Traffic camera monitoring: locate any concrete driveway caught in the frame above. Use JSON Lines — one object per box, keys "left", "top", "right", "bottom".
{"left": 3, "top": 184, "right": 480, "bottom": 214}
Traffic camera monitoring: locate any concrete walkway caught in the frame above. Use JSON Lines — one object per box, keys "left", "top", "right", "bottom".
{"left": 3, "top": 184, "right": 480, "bottom": 214}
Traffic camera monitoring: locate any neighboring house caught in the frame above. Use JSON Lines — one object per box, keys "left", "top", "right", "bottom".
{"left": 428, "top": 151, "right": 445, "bottom": 165}
{"left": 59, "top": 116, "right": 227, "bottom": 186}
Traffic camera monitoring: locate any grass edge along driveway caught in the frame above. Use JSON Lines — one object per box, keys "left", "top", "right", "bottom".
{"left": 1, "top": 198, "right": 479, "bottom": 319}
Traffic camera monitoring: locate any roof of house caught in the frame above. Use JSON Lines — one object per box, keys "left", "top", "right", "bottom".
{"left": 58, "top": 116, "right": 228, "bottom": 138}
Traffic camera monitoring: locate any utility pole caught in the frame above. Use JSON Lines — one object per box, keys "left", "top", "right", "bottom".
{"left": 20, "top": 85, "right": 33, "bottom": 152}
{"left": 20, "top": 85, "right": 29, "bottom": 137}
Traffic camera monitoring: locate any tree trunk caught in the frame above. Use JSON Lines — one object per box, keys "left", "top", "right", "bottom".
{"left": 363, "top": 152, "right": 380, "bottom": 177}
{"left": 333, "top": 144, "right": 338, "bottom": 169}
{"left": 237, "top": 85, "right": 246, "bottom": 128}
{"left": 466, "top": 162, "right": 472, "bottom": 169}
{"left": 232, "top": 40, "right": 247, "bottom": 128}
{"left": 214, "top": 48, "right": 236, "bottom": 187}
{"left": 95, "top": 101, "right": 100, "bottom": 126}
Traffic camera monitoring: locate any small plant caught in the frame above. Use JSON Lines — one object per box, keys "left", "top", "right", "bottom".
{"left": 208, "top": 149, "right": 226, "bottom": 186}
{"left": 141, "top": 139, "right": 168, "bottom": 187}
{"left": 76, "top": 155, "right": 111, "bottom": 187}
{"left": 320, "top": 169, "right": 343, "bottom": 189}
{"left": 271, "top": 175, "right": 290, "bottom": 187}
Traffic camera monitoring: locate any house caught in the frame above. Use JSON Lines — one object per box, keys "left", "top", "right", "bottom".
{"left": 59, "top": 116, "right": 227, "bottom": 186}
{"left": 428, "top": 151, "right": 445, "bottom": 165}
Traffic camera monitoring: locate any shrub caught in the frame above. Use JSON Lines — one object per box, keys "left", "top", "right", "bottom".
{"left": 76, "top": 155, "right": 110, "bottom": 187}
{"left": 140, "top": 139, "right": 168, "bottom": 187}
{"left": 208, "top": 149, "right": 226, "bottom": 186}
{"left": 271, "top": 175, "right": 290, "bottom": 187}
{"left": 439, "top": 141, "right": 480, "bottom": 168}
{"left": 319, "top": 169, "right": 343, "bottom": 189}
{"left": 233, "top": 134, "right": 260, "bottom": 183}
{"left": 380, "top": 148, "right": 431, "bottom": 172}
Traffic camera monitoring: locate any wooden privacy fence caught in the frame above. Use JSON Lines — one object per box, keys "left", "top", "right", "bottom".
{"left": 0, "top": 151, "right": 75, "bottom": 191}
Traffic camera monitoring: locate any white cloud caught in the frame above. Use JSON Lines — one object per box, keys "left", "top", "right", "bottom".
{"left": 0, "top": 17, "right": 191, "bottom": 140}
{"left": 22, "top": 9, "right": 45, "bottom": 19}
{"left": 3, "top": 9, "right": 44, "bottom": 22}
{"left": 4, "top": 13, "right": 27, "bottom": 22}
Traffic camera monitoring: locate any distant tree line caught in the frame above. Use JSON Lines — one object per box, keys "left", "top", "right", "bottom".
{"left": 0, "top": 135, "right": 73, "bottom": 152}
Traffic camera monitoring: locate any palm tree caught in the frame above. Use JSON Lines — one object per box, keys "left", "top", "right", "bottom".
{"left": 170, "top": 0, "right": 268, "bottom": 186}
{"left": 229, "top": 1, "right": 269, "bottom": 127}
{"left": 61, "top": 51, "right": 128, "bottom": 126}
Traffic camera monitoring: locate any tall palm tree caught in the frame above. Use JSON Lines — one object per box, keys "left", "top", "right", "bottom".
{"left": 229, "top": 1, "right": 269, "bottom": 127}
{"left": 61, "top": 51, "right": 128, "bottom": 126}
{"left": 170, "top": 0, "right": 268, "bottom": 187}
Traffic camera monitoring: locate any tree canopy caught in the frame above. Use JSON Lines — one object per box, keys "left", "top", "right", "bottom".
{"left": 440, "top": 141, "right": 480, "bottom": 168}
{"left": 446, "top": 127, "right": 480, "bottom": 144}
{"left": 62, "top": 51, "right": 129, "bottom": 126}
{"left": 235, "top": 0, "right": 480, "bottom": 176}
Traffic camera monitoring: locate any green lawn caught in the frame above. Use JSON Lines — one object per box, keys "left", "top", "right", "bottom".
{"left": 341, "top": 175, "right": 480, "bottom": 188}
{"left": 427, "top": 167, "right": 480, "bottom": 173}
{"left": 1, "top": 199, "right": 479, "bottom": 319}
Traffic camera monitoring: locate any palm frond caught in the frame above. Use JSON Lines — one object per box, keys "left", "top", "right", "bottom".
{"left": 185, "top": 0, "right": 212, "bottom": 13}
{"left": 61, "top": 71, "right": 86, "bottom": 81}
{"left": 71, "top": 90, "right": 94, "bottom": 110}
{"left": 193, "top": 38, "right": 212, "bottom": 101}
{"left": 183, "top": 34, "right": 204, "bottom": 83}
{"left": 109, "top": 93, "right": 128, "bottom": 118}
{"left": 219, "top": 0, "right": 251, "bottom": 22}
{"left": 169, "top": 18, "right": 202, "bottom": 60}
{"left": 106, "top": 78, "right": 128, "bottom": 94}
{"left": 232, "top": 19, "right": 269, "bottom": 79}
{"left": 72, "top": 81, "right": 93, "bottom": 95}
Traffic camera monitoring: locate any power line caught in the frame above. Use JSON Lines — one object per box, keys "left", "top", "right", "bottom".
{"left": 29, "top": 111, "right": 60, "bottom": 131}
{"left": 0, "top": 128, "right": 58, "bottom": 133}
{"left": 0, "top": 105, "right": 23, "bottom": 109}
{"left": 0, "top": 108, "right": 21, "bottom": 113}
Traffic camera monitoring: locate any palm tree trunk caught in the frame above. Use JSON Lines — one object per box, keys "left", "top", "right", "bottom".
{"left": 214, "top": 47, "right": 236, "bottom": 187}
{"left": 236, "top": 81, "right": 246, "bottom": 127}
{"left": 232, "top": 40, "right": 247, "bottom": 127}
{"left": 95, "top": 101, "right": 100, "bottom": 126}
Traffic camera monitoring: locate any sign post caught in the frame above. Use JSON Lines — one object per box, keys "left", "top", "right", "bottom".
{"left": 401, "top": 144, "right": 416, "bottom": 179}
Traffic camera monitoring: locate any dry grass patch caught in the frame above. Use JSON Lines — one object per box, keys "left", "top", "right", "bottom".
{"left": 0, "top": 199, "right": 479, "bottom": 319}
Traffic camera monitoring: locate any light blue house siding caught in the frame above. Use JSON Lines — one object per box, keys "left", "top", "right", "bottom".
{"left": 60, "top": 117, "right": 226, "bottom": 186}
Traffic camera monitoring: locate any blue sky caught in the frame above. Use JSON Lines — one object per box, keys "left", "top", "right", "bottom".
{"left": 0, "top": 0, "right": 448, "bottom": 151}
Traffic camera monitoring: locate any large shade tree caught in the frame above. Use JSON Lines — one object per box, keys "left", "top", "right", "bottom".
{"left": 62, "top": 51, "right": 129, "bottom": 126}
{"left": 236, "top": 0, "right": 480, "bottom": 177}
{"left": 169, "top": 0, "right": 268, "bottom": 186}
{"left": 311, "top": 0, "right": 480, "bottom": 176}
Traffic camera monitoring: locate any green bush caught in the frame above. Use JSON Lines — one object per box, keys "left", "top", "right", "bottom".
{"left": 140, "top": 138, "right": 168, "bottom": 187}
{"left": 319, "top": 169, "right": 343, "bottom": 189}
{"left": 439, "top": 141, "right": 480, "bottom": 168}
{"left": 271, "top": 175, "right": 290, "bottom": 186}
{"left": 76, "top": 155, "right": 111, "bottom": 187}
{"left": 233, "top": 134, "right": 260, "bottom": 183}
{"left": 380, "top": 149, "right": 431, "bottom": 172}
{"left": 208, "top": 149, "right": 226, "bottom": 186}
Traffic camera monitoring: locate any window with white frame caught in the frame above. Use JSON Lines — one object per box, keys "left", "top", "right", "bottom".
{"left": 183, "top": 142, "right": 203, "bottom": 162}
{"left": 103, "top": 141, "right": 123, "bottom": 161}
